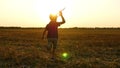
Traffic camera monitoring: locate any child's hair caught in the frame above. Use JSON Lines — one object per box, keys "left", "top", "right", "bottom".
{"left": 49, "top": 14, "right": 57, "bottom": 21}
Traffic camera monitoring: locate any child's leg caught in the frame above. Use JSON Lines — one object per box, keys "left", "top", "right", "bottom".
{"left": 47, "top": 39, "right": 52, "bottom": 51}
{"left": 51, "top": 39, "right": 58, "bottom": 59}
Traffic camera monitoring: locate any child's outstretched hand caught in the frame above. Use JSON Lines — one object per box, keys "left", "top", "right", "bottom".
{"left": 59, "top": 11, "right": 63, "bottom": 16}
{"left": 59, "top": 8, "right": 65, "bottom": 16}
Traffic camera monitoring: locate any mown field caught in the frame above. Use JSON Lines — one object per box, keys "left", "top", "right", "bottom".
{"left": 0, "top": 28, "right": 120, "bottom": 68}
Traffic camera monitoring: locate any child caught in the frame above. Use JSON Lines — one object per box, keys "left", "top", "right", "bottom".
{"left": 42, "top": 11, "right": 65, "bottom": 59}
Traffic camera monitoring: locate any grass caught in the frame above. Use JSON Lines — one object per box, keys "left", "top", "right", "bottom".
{"left": 0, "top": 28, "right": 120, "bottom": 68}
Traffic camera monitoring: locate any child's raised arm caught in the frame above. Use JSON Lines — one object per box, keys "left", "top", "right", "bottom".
{"left": 58, "top": 11, "right": 66, "bottom": 25}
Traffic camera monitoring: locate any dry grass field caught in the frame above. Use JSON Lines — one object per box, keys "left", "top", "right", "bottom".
{"left": 0, "top": 28, "right": 120, "bottom": 68}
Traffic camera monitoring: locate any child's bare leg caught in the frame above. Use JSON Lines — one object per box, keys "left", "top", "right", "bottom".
{"left": 47, "top": 39, "right": 52, "bottom": 51}
{"left": 52, "top": 48, "right": 55, "bottom": 59}
{"left": 51, "top": 40, "right": 57, "bottom": 59}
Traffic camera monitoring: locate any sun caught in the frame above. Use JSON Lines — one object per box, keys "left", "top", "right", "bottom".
{"left": 34, "top": 0, "right": 73, "bottom": 23}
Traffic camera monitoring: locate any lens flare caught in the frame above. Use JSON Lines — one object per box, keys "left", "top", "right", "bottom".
{"left": 62, "top": 53, "right": 67, "bottom": 57}
{"left": 62, "top": 52, "right": 69, "bottom": 59}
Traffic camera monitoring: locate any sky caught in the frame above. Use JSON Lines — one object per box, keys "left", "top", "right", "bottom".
{"left": 0, "top": 0, "right": 120, "bottom": 28}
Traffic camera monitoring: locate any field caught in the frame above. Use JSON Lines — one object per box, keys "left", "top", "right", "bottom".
{"left": 0, "top": 28, "right": 120, "bottom": 68}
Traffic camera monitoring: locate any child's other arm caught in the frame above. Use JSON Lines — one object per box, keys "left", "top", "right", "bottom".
{"left": 42, "top": 28, "right": 47, "bottom": 40}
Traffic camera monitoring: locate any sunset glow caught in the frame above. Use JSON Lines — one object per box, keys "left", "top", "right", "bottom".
{"left": 0, "top": 0, "right": 120, "bottom": 27}
{"left": 34, "top": 0, "right": 73, "bottom": 23}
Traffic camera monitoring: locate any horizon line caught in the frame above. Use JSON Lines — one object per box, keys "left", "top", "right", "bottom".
{"left": 0, "top": 26, "right": 120, "bottom": 29}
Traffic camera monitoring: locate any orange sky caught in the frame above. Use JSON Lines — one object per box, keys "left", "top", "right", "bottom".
{"left": 0, "top": 0, "right": 120, "bottom": 28}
